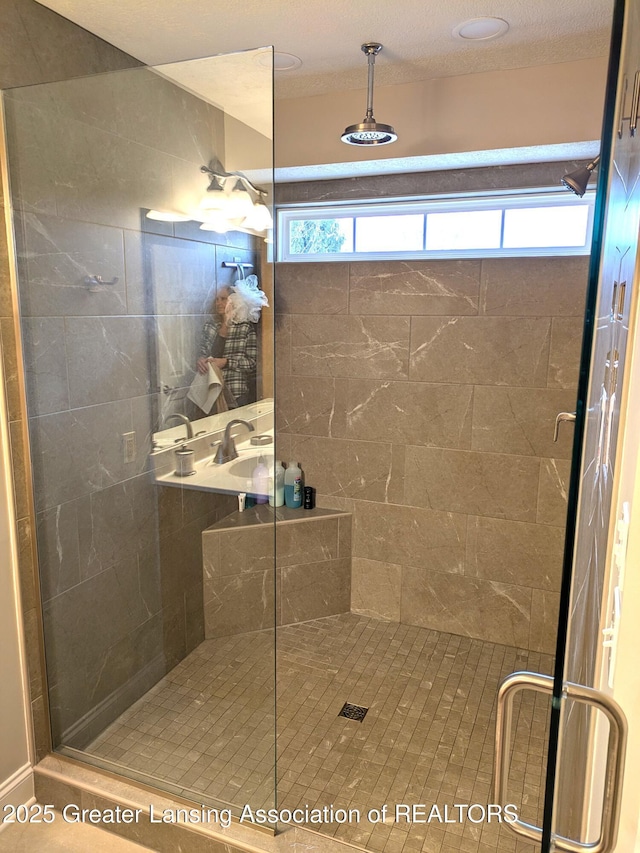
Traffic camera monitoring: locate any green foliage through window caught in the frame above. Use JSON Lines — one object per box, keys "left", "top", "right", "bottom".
{"left": 289, "top": 219, "right": 346, "bottom": 254}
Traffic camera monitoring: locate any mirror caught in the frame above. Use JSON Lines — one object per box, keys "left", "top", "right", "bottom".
{"left": 145, "top": 228, "right": 269, "bottom": 444}
{"left": 135, "top": 49, "right": 274, "bottom": 444}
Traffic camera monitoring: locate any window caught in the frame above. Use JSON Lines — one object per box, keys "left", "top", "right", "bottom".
{"left": 278, "top": 189, "right": 595, "bottom": 262}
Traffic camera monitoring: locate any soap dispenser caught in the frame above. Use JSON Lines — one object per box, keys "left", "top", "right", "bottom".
{"left": 252, "top": 455, "right": 269, "bottom": 504}
{"left": 284, "top": 461, "right": 303, "bottom": 508}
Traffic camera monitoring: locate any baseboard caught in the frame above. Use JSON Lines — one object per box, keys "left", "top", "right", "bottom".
{"left": 0, "top": 763, "right": 34, "bottom": 833}
{"left": 61, "top": 653, "right": 166, "bottom": 749}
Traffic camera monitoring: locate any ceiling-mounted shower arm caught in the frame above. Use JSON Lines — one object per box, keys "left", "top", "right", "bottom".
{"left": 341, "top": 42, "right": 396, "bottom": 146}
{"left": 363, "top": 42, "right": 382, "bottom": 123}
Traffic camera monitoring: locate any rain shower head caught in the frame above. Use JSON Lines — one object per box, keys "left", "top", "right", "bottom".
{"left": 341, "top": 43, "right": 397, "bottom": 146}
{"left": 561, "top": 156, "right": 600, "bottom": 197}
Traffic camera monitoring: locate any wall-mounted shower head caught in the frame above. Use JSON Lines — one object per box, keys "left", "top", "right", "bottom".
{"left": 341, "top": 43, "right": 397, "bottom": 146}
{"left": 561, "top": 156, "right": 600, "bottom": 197}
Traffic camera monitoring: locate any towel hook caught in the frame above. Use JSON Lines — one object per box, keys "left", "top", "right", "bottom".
{"left": 221, "top": 261, "right": 253, "bottom": 273}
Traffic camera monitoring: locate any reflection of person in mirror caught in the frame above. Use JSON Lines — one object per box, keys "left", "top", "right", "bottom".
{"left": 196, "top": 286, "right": 257, "bottom": 408}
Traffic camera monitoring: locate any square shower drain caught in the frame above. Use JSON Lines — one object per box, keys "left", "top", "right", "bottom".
{"left": 338, "top": 702, "right": 369, "bottom": 722}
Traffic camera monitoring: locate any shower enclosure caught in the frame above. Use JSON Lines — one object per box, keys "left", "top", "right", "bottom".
{"left": 2, "top": 0, "right": 639, "bottom": 849}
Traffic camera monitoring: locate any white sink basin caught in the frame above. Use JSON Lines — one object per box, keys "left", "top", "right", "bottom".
{"left": 155, "top": 437, "right": 275, "bottom": 495}
{"left": 227, "top": 454, "right": 274, "bottom": 479}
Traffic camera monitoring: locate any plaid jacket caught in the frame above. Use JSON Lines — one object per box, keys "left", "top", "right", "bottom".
{"left": 198, "top": 320, "right": 257, "bottom": 403}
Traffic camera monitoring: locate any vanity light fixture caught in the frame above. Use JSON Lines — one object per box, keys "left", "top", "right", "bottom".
{"left": 341, "top": 43, "right": 397, "bottom": 146}
{"left": 146, "top": 162, "right": 273, "bottom": 235}
{"left": 199, "top": 162, "right": 272, "bottom": 233}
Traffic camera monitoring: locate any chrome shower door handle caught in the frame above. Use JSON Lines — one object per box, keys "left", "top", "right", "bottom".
{"left": 493, "top": 671, "right": 628, "bottom": 853}
{"left": 554, "top": 411, "right": 577, "bottom": 442}
{"left": 493, "top": 671, "right": 553, "bottom": 846}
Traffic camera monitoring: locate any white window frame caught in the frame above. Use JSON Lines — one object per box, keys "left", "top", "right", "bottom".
{"left": 277, "top": 187, "right": 596, "bottom": 262}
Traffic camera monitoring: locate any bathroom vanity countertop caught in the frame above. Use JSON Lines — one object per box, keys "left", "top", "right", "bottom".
{"left": 154, "top": 433, "right": 274, "bottom": 495}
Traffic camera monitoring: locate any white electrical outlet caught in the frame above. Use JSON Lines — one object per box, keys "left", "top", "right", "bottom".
{"left": 123, "top": 431, "right": 136, "bottom": 464}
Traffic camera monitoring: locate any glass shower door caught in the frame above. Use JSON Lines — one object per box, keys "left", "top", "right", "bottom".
{"left": 496, "top": 0, "right": 639, "bottom": 849}
{"left": 547, "top": 0, "right": 640, "bottom": 848}
{"left": 3, "top": 48, "right": 276, "bottom": 820}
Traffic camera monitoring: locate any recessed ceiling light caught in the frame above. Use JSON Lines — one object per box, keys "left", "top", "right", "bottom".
{"left": 452, "top": 17, "right": 509, "bottom": 41}
{"left": 256, "top": 51, "right": 302, "bottom": 71}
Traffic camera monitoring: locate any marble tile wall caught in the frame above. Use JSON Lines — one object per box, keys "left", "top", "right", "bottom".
{"left": 2, "top": 45, "right": 259, "bottom": 747}
{"left": 202, "top": 508, "right": 351, "bottom": 637}
{"left": 275, "top": 180, "right": 588, "bottom": 652}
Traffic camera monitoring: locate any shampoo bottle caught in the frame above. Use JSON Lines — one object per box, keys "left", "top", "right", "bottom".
{"left": 284, "top": 461, "right": 303, "bottom": 509}
{"left": 252, "top": 455, "right": 269, "bottom": 504}
{"left": 269, "top": 460, "right": 285, "bottom": 507}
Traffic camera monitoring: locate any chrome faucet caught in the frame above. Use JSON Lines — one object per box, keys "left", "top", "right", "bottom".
{"left": 163, "top": 413, "right": 193, "bottom": 440}
{"left": 212, "top": 419, "right": 255, "bottom": 464}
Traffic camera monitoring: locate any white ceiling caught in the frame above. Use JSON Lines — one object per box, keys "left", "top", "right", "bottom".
{"left": 36, "top": 0, "right": 615, "bottom": 178}
{"left": 38, "top": 0, "right": 614, "bottom": 100}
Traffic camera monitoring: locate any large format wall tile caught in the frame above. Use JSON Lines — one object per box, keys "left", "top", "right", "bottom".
{"left": 409, "top": 316, "right": 551, "bottom": 386}
{"left": 29, "top": 400, "right": 146, "bottom": 511}
{"left": 76, "top": 474, "right": 158, "bottom": 578}
{"left": 280, "top": 558, "right": 350, "bottom": 624}
{"left": 37, "top": 502, "right": 82, "bottom": 601}
{"left": 353, "top": 500, "right": 466, "bottom": 574}
{"left": 0, "top": 0, "right": 136, "bottom": 91}
{"left": 404, "top": 447, "right": 540, "bottom": 521}
{"left": 40, "top": 68, "right": 225, "bottom": 166}
{"left": 471, "top": 386, "right": 576, "bottom": 458}
{"left": 276, "top": 517, "right": 340, "bottom": 567}
{"left": 401, "top": 567, "right": 532, "bottom": 648}
{"left": 202, "top": 510, "right": 349, "bottom": 638}
{"left": 43, "top": 554, "right": 157, "bottom": 680}
{"left": 204, "top": 570, "right": 275, "bottom": 638}
{"left": 48, "top": 613, "right": 164, "bottom": 744}
{"left": 65, "top": 316, "right": 151, "bottom": 408}
{"left": 293, "top": 315, "right": 410, "bottom": 379}
{"left": 480, "top": 257, "right": 589, "bottom": 316}
{"left": 16, "top": 213, "right": 127, "bottom": 317}
{"left": 548, "top": 317, "right": 585, "bottom": 389}
{"left": 203, "top": 524, "right": 274, "bottom": 578}
{"left": 22, "top": 318, "right": 69, "bottom": 416}
{"left": 529, "top": 589, "right": 561, "bottom": 655}
{"left": 275, "top": 314, "right": 292, "bottom": 377}
{"left": 276, "top": 375, "right": 340, "bottom": 437}
{"left": 157, "top": 518, "right": 204, "bottom": 616}
{"left": 351, "top": 557, "right": 401, "bottom": 621}
{"left": 275, "top": 262, "right": 349, "bottom": 314}
{"left": 287, "top": 435, "right": 404, "bottom": 503}
{"left": 537, "top": 458, "right": 571, "bottom": 526}
{"left": 273, "top": 202, "right": 588, "bottom": 651}
{"left": 467, "top": 516, "right": 565, "bottom": 590}
{"left": 343, "top": 379, "right": 473, "bottom": 448}
{"left": 349, "top": 260, "right": 481, "bottom": 316}
{"left": 276, "top": 163, "right": 582, "bottom": 206}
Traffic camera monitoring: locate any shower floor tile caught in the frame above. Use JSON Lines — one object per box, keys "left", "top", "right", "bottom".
{"left": 87, "top": 613, "right": 552, "bottom": 853}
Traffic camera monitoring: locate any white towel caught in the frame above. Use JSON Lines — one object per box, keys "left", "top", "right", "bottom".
{"left": 187, "top": 363, "right": 225, "bottom": 414}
